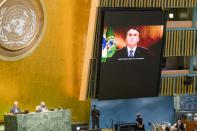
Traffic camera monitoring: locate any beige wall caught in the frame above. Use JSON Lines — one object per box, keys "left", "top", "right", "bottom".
{"left": 0, "top": 0, "right": 91, "bottom": 122}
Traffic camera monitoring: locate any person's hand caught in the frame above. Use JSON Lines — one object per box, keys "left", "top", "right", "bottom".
{"left": 137, "top": 124, "right": 143, "bottom": 128}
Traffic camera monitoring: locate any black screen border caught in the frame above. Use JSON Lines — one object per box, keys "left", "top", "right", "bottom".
{"left": 95, "top": 7, "right": 168, "bottom": 99}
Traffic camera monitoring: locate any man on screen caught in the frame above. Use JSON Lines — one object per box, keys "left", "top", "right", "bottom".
{"left": 109, "top": 26, "right": 149, "bottom": 61}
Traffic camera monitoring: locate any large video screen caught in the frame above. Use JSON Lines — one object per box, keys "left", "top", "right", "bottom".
{"left": 97, "top": 8, "right": 166, "bottom": 100}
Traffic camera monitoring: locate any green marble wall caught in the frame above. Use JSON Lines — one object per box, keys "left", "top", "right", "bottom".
{"left": 4, "top": 110, "right": 71, "bottom": 131}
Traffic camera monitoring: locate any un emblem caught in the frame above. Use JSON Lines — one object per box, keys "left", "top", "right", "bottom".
{"left": 0, "top": 0, "right": 45, "bottom": 61}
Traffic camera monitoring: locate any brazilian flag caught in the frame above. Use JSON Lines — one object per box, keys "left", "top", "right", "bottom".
{"left": 101, "top": 27, "right": 116, "bottom": 62}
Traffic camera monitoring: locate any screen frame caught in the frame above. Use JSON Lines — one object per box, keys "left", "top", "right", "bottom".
{"left": 95, "top": 7, "right": 168, "bottom": 99}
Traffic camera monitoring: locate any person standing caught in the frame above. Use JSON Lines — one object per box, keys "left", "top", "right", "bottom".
{"left": 91, "top": 105, "right": 100, "bottom": 129}
{"left": 136, "top": 113, "right": 144, "bottom": 130}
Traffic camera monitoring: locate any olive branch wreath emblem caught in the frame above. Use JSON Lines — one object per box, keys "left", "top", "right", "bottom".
{"left": 0, "top": 7, "right": 37, "bottom": 46}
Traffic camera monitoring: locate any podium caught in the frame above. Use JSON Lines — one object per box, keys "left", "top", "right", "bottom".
{"left": 4, "top": 109, "right": 71, "bottom": 131}
{"left": 115, "top": 123, "right": 136, "bottom": 131}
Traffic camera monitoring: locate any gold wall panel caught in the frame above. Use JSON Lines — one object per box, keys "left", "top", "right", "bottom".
{"left": 0, "top": 0, "right": 91, "bottom": 122}
{"left": 160, "top": 76, "right": 196, "bottom": 96}
{"left": 164, "top": 29, "right": 197, "bottom": 57}
{"left": 99, "top": 0, "right": 197, "bottom": 8}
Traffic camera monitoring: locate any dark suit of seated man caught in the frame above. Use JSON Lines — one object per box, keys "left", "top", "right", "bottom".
{"left": 10, "top": 101, "right": 21, "bottom": 114}
{"left": 108, "top": 26, "right": 149, "bottom": 62}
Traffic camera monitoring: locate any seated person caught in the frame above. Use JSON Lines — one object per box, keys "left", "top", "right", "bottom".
{"left": 10, "top": 101, "right": 21, "bottom": 114}
{"left": 161, "top": 122, "right": 171, "bottom": 131}
{"left": 172, "top": 120, "right": 185, "bottom": 131}
{"left": 136, "top": 113, "right": 144, "bottom": 130}
{"left": 36, "top": 101, "right": 48, "bottom": 112}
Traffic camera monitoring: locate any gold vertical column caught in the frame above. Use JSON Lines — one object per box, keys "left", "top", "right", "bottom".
{"left": 160, "top": 78, "right": 165, "bottom": 96}
{"left": 111, "top": 0, "right": 115, "bottom": 7}
{"left": 80, "top": 0, "right": 99, "bottom": 100}
{"left": 178, "top": 77, "right": 181, "bottom": 94}
{"left": 138, "top": 0, "right": 141, "bottom": 7}
{"left": 194, "top": 31, "right": 196, "bottom": 54}
{"left": 170, "top": 0, "right": 173, "bottom": 8}
{"left": 195, "top": 0, "right": 197, "bottom": 7}
{"left": 132, "top": 0, "right": 135, "bottom": 7}
{"left": 194, "top": 77, "right": 196, "bottom": 93}
{"left": 104, "top": 0, "right": 108, "bottom": 7}
{"left": 178, "top": 30, "right": 181, "bottom": 56}
{"left": 185, "top": 30, "right": 189, "bottom": 56}
{"left": 175, "top": 30, "right": 178, "bottom": 56}
{"left": 173, "top": 77, "right": 176, "bottom": 95}
{"left": 169, "top": 31, "right": 172, "bottom": 56}
{"left": 174, "top": 0, "right": 176, "bottom": 7}
{"left": 162, "top": 78, "right": 166, "bottom": 96}
{"left": 151, "top": 0, "right": 154, "bottom": 7}
{"left": 182, "top": 76, "right": 185, "bottom": 94}
{"left": 170, "top": 31, "right": 173, "bottom": 56}
{"left": 181, "top": 30, "right": 185, "bottom": 56}
{"left": 120, "top": 0, "right": 123, "bottom": 7}
{"left": 175, "top": 77, "right": 179, "bottom": 94}
{"left": 161, "top": 78, "right": 164, "bottom": 96}
{"left": 164, "top": 0, "right": 167, "bottom": 8}
{"left": 117, "top": 0, "right": 120, "bottom": 7}
{"left": 142, "top": 0, "right": 146, "bottom": 7}
{"left": 124, "top": 0, "right": 128, "bottom": 7}
{"left": 165, "top": 77, "right": 168, "bottom": 96}
{"left": 147, "top": 0, "right": 151, "bottom": 7}
{"left": 169, "top": 77, "right": 172, "bottom": 95}
{"left": 189, "top": 30, "right": 193, "bottom": 56}
{"left": 167, "top": 0, "right": 170, "bottom": 8}
{"left": 187, "top": 30, "right": 191, "bottom": 56}
{"left": 181, "top": 76, "right": 184, "bottom": 94}
{"left": 178, "top": 0, "right": 181, "bottom": 7}
{"left": 190, "top": 30, "right": 193, "bottom": 56}
{"left": 180, "top": 0, "right": 183, "bottom": 8}
{"left": 167, "top": 77, "right": 170, "bottom": 95}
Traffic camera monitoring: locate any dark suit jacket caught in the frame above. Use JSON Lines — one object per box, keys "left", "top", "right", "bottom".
{"left": 10, "top": 106, "right": 21, "bottom": 114}
{"left": 91, "top": 109, "right": 100, "bottom": 120}
{"left": 109, "top": 46, "right": 149, "bottom": 61}
{"left": 175, "top": 123, "right": 185, "bottom": 131}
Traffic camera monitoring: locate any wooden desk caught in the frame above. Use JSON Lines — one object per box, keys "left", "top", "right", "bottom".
{"left": 183, "top": 120, "right": 197, "bottom": 131}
